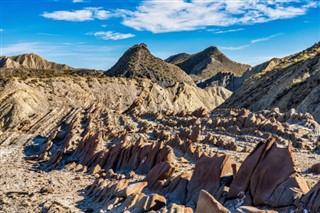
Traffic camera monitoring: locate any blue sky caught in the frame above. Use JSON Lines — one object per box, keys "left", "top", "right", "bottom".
{"left": 1, "top": 0, "right": 319, "bottom": 70}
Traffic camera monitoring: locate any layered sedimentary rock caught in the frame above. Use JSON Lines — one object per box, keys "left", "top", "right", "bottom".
{"left": 15, "top": 98, "right": 318, "bottom": 212}
{"left": 296, "top": 180, "right": 320, "bottom": 213}
{"left": 228, "top": 137, "right": 309, "bottom": 207}
{"left": 221, "top": 42, "right": 320, "bottom": 122}
{"left": 0, "top": 53, "right": 73, "bottom": 70}
{"left": 0, "top": 77, "right": 231, "bottom": 130}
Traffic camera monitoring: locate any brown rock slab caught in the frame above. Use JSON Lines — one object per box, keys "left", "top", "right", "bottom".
{"left": 91, "top": 164, "right": 101, "bottom": 174}
{"left": 116, "top": 181, "right": 148, "bottom": 198}
{"left": 145, "top": 162, "right": 175, "bottom": 190}
{"left": 196, "top": 190, "right": 230, "bottom": 213}
{"left": 234, "top": 206, "right": 277, "bottom": 213}
{"left": 130, "top": 194, "right": 166, "bottom": 213}
{"left": 309, "top": 163, "right": 320, "bottom": 174}
{"left": 228, "top": 137, "right": 309, "bottom": 207}
{"left": 167, "top": 203, "right": 193, "bottom": 213}
{"left": 186, "top": 154, "right": 233, "bottom": 208}
{"left": 296, "top": 180, "right": 320, "bottom": 213}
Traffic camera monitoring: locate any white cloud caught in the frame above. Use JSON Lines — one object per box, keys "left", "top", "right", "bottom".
{"left": 41, "top": 7, "right": 111, "bottom": 21}
{"left": 212, "top": 28, "right": 245, "bottom": 34}
{"left": 121, "top": 0, "right": 317, "bottom": 33}
{"left": 220, "top": 45, "right": 250, "bottom": 50}
{"left": 220, "top": 33, "right": 284, "bottom": 50}
{"left": 89, "top": 31, "right": 135, "bottom": 40}
{"left": 40, "top": 1, "right": 318, "bottom": 33}
{"left": 251, "top": 33, "right": 284, "bottom": 43}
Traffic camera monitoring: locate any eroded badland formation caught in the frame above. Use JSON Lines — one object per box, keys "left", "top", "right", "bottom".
{"left": 0, "top": 42, "right": 319, "bottom": 213}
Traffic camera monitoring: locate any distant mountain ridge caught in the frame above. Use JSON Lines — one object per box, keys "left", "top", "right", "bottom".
{"left": 197, "top": 58, "right": 283, "bottom": 91}
{"left": 221, "top": 42, "right": 320, "bottom": 122}
{"left": 106, "top": 43, "right": 195, "bottom": 87}
{"left": 165, "top": 53, "right": 191, "bottom": 64}
{"left": 0, "top": 53, "right": 73, "bottom": 70}
{"left": 166, "top": 46, "right": 251, "bottom": 82}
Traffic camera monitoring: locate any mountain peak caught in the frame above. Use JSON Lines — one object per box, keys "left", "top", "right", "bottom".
{"left": 165, "top": 53, "right": 191, "bottom": 64}
{"left": 203, "top": 46, "right": 220, "bottom": 55}
{"left": 0, "top": 53, "right": 73, "bottom": 70}
{"left": 24, "top": 53, "right": 42, "bottom": 57}
{"left": 132, "top": 43, "right": 148, "bottom": 49}
{"left": 126, "top": 43, "right": 151, "bottom": 56}
{"left": 167, "top": 46, "right": 250, "bottom": 81}
{"left": 11, "top": 53, "right": 45, "bottom": 62}
{"left": 107, "top": 43, "right": 195, "bottom": 87}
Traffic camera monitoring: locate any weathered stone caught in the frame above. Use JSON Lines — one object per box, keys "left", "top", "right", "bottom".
{"left": 116, "top": 181, "right": 148, "bottom": 197}
{"left": 186, "top": 154, "right": 233, "bottom": 208}
{"left": 228, "top": 137, "right": 309, "bottom": 207}
{"left": 130, "top": 194, "right": 166, "bottom": 213}
{"left": 167, "top": 203, "right": 193, "bottom": 213}
{"left": 145, "top": 162, "right": 175, "bottom": 191}
{"left": 196, "top": 190, "right": 230, "bottom": 213}
{"left": 234, "top": 206, "right": 278, "bottom": 213}
{"left": 309, "top": 163, "right": 320, "bottom": 174}
{"left": 92, "top": 164, "right": 101, "bottom": 174}
{"left": 296, "top": 180, "right": 320, "bottom": 213}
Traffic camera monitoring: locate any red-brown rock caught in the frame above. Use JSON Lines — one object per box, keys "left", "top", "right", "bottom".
{"left": 228, "top": 137, "right": 309, "bottom": 207}
{"left": 186, "top": 154, "right": 233, "bottom": 208}
{"left": 296, "top": 180, "right": 320, "bottom": 213}
{"left": 196, "top": 190, "right": 230, "bottom": 213}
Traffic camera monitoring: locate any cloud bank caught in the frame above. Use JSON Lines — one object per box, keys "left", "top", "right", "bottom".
{"left": 41, "top": 7, "right": 111, "bottom": 21}
{"left": 122, "top": 0, "right": 317, "bottom": 33}
{"left": 41, "top": 0, "right": 318, "bottom": 33}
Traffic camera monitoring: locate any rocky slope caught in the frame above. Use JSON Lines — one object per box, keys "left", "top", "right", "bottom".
{"left": 165, "top": 53, "right": 191, "bottom": 64}
{"left": 0, "top": 77, "right": 230, "bottom": 130}
{"left": 1, "top": 91, "right": 319, "bottom": 212}
{"left": 221, "top": 42, "right": 320, "bottom": 122}
{"left": 166, "top": 46, "right": 250, "bottom": 82}
{"left": 0, "top": 53, "right": 73, "bottom": 70}
{"left": 196, "top": 72, "right": 238, "bottom": 91}
{"left": 106, "top": 44, "right": 195, "bottom": 87}
{"left": 0, "top": 46, "right": 319, "bottom": 213}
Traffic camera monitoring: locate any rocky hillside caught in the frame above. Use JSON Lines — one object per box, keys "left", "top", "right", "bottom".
{"left": 0, "top": 77, "right": 230, "bottom": 130}
{"left": 221, "top": 42, "right": 320, "bottom": 122}
{"left": 1, "top": 89, "right": 319, "bottom": 212}
{"left": 0, "top": 53, "right": 73, "bottom": 70}
{"left": 197, "top": 58, "right": 282, "bottom": 91}
{"left": 196, "top": 72, "right": 238, "bottom": 91}
{"left": 166, "top": 46, "right": 250, "bottom": 82}
{"left": 165, "top": 53, "right": 191, "bottom": 64}
{"left": 0, "top": 48, "right": 319, "bottom": 212}
{"left": 106, "top": 44, "right": 195, "bottom": 87}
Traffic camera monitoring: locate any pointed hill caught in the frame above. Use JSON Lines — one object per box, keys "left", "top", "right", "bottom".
{"left": 197, "top": 58, "right": 282, "bottom": 91}
{"left": 165, "top": 53, "right": 191, "bottom": 64}
{"left": 166, "top": 46, "right": 250, "bottom": 82}
{"left": 0, "top": 53, "right": 73, "bottom": 70}
{"left": 106, "top": 43, "right": 195, "bottom": 87}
